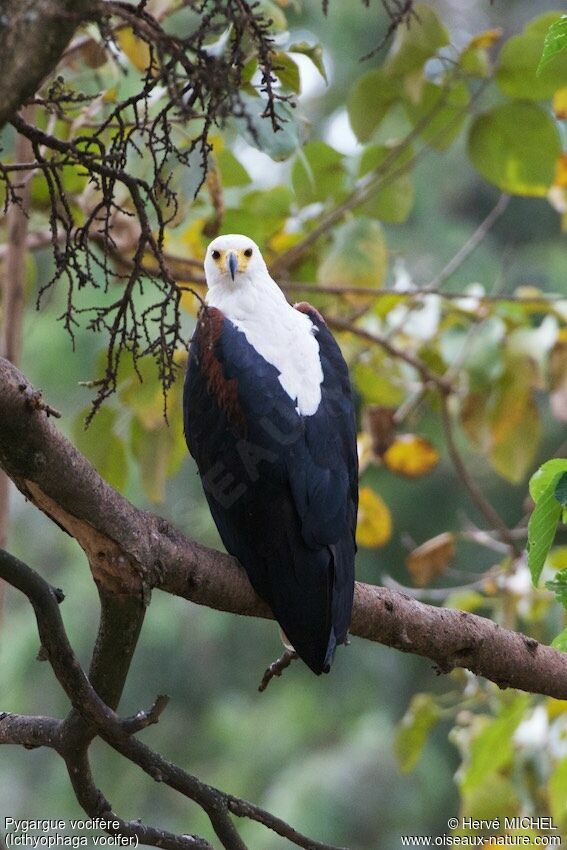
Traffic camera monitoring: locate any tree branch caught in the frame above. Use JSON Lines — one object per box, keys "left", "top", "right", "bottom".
{"left": 0, "top": 547, "right": 344, "bottom": 850}
{"left": 0, "top": 712, "right": 61, "bottom": 749}
{"left": 0, "top": 357, "right": 566, "bottom": 699}
{"left": 327, "top": 315, "right": 453, "bottom": 394}
{"left": 0, "top": 0, "right": 91, "bottom": 130}
{"left": 423, "top": 193, "right": 510, "bottom": 293}
{"left": 271, "top": 77, "right": 490, "bottom": 278}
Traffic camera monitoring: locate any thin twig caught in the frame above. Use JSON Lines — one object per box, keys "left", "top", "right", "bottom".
{"left": 272, "top": 77, "right": 491, "bottom": 278}
{"left": 423, "top": 193, "right": 510, "bottom": 292}
{"left": 328, "top": 314, "right": 452, "bottom": 394}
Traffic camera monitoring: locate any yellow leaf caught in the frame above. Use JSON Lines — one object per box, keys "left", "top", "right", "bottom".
{"left": 403, "top": 69, "right": 425, "bottom": 104}
{"left": 514, "top": 285, "right": 544, "bottom": 300}
{"left": 550, "top": 342, "right": 567, "bottom": 422}
{"left": 553, "top": 152, "right": 567, "bottom": 188}
{"left": 116, "top": 28, "right": 152, "bottom": 73}
{"left": 180, "top": 219, "right": 208, "bottom": 259}
{"left": 356, "top": 486, "right": 392, "bottom": 548}
{"left": 269, "top": 230, "right": 302, "bottom": 254}
{"left": 490, "top": 385, "right": 529, "bottom": 446}
{"left": 407, "top": 532, "right": 455, "bottom": 587}
{"left": 209, "top": 134, "right": 225, "bottom": 153}
{"left": 382, "top": 434, "right": 439, "bottom": 478}
{"left": 548, "top": 546, "right": 567, "bottom": 569}
{"left": 490, "top": 393, "right": 540, "bottom": 484}
{"left": 468, "top": 28, "right": 503, "bottom": 49}
{"left": 180, "top": 286, "right": 206, "bottom": 317}
{"left": 553, "top": 88, "right": 567, "bottom": 121}
{"left": 462, "top": 370, "right": 541, "bottom": 484}
{"left": 547, "top": 697, "right": 567, "bottom": 719}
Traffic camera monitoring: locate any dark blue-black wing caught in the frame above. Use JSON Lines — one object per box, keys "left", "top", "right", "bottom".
{"left": 183, "top": 305, "right": 357, "bottom": 674}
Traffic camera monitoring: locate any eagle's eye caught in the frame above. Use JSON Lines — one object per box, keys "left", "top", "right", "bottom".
{"left": 244, "top": 248, "right": 253, "bottom": 258}
{"left": 211, "top": 249, "right": 221, "bottom": 261}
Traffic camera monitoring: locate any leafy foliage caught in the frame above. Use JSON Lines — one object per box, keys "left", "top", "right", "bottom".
{"left": 528, "top": 460, "right": 567, "bottom": 585}
{"left": 538, "top": 15, "right": 567, "bottom": 75}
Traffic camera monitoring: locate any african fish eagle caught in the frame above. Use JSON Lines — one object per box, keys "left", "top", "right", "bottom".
{"left": 183, "top": 234, "right": 358, "bottom": 675}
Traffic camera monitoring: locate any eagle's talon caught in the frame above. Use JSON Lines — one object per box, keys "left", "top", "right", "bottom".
{"left": 258, "top": 649, "right": 299, "bottom": 693}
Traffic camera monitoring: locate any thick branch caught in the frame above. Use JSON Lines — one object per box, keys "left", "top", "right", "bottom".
{"left": 0, "top": 357, "right": 566, "bottom": 699}
{"left": 0, "top": 104, "right": 35, "bottom": 617}
{"left": 0, "top": 712, "right": 61, "bottom": 749}
{"left": 0, "top": 547, "right": 343, "bottom": 850}
{"left": 64, "top": 748, "right": 212, "bottom": 850}
{"left": 0, "top": 0, "right": 91, "bottom": 130}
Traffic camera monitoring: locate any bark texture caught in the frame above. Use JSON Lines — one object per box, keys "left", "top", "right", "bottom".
{"left": 0, "top": 0, "right": 91, "bottom": 130}
{"left": 0, "top": 356, "right": 566, "bottom": 698}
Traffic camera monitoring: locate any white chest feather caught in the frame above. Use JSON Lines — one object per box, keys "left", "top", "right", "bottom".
{"left": 207, "top": 274, "right": 323, "bottom": 416}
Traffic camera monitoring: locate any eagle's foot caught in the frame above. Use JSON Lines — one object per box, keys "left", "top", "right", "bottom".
{"left": 258, "top": 648, "right": 298, "bottom": 692}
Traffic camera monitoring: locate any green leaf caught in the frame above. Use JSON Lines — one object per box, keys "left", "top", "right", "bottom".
{"left": 528, "top": 485, "right": 562, "bottom": 586}
{"left": 546, "top": 568, "right": 567, "bottom": 608}
{"left": 255, "top": 0, "right": 287, "bottom": 32}
{"left": 130, "top": 416, "right": 186, "bottom": 503}
{"left": 241, "top": 58, "right": 257, "bottom": 85}
{"left": 529, "top": 459, "right": 567, "bottom": 502}
{"left": 394, "top": 693, "right": 441, "bottom": 773}
{"left": 223, "top": 186, "right": 293, "bottom": 245}
{"left": 538, "top": 14, "right": 567, "bottom": 75}
{"left": 347, "top": 69, "right": 401, "bottom": 143}
{"left": 317, "top": 218, "right": 388, "bottom": 289}
{"left": 384, "top": 4, "right": 449, "bottom": 77}
{"left": 459, "top": 46, "right": 490, "bottom": 79}
{"left": 555, "top": 471, "right": 567, "bottom": 506}
{"left": 272, "top": 52, "right": 301, "bottom": 94}
{"left": 497, "top": 14, "right": 567, "bottom": 99}
{"left": 235, "top": 94, "right": 299, "bottom": 161}
{"left": 443, "top": 318, "right": 505, "bottom": 391}
{"left": 354, "top": 360, "right": 405, "bottom": 407}
{"left": 460, "top": 695, "right": 530, "bottom": 794}
{"left": 459, "top": 31, "right": 498, "bottom": 79}
{"left": 118, "top": 355, "right": 165, "bottom": 429}
{"left": 289, "top": 41, "right": 327, "bottom": 83}
{"left": 551, "top": 627, "right": 567, "bottom": 651}
{"left": 291, "top": 141, "right": 347, "bottom": 207}
{"left": 358, "top": 144, "right": 414, "bottom": 223}
{"left": 549, "top": 757, "right": 567, "bottom": 833}
{"left": 468, "top": 102, "right": 562, "bottom": 197}
{"left": 404, "top": 80, "right": 470, "bottom": 151}
{"left": 215, "top": 148, "right": 250, "bottom": 187}
{"left": 460, "top": 773, "right": 520, "bottom": 826}
{"left": 72, "top": 406, "right": 128, "bottom": 492}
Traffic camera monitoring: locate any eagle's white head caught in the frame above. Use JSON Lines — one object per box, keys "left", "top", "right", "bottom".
{"left": 202, "top": 232, "right": 324, "bottom": 416}
{"left": 204, "top": 233, "right": 269, "bottom": 292}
